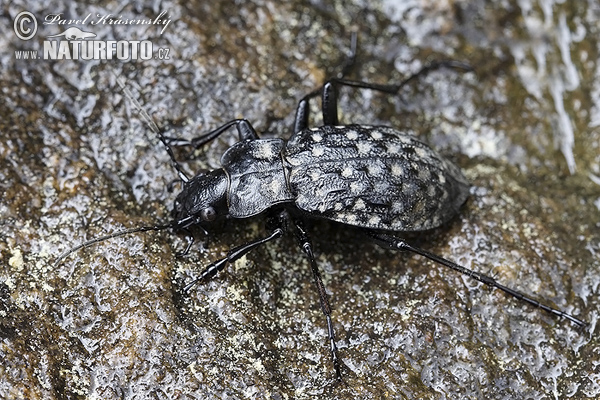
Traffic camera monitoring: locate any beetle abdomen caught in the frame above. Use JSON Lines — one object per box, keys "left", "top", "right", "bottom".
{"left": 284, "top": 125, "right": 470, "bottom": 231}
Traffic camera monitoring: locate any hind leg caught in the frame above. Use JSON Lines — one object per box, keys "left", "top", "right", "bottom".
{"left": 367, "top": 231, "right": 587, "bottom": 327}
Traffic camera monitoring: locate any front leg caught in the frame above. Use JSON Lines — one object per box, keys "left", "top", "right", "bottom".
{"left": 182, "top": 215, "right": 284, "bottom": 292}
{"left": 168, "top": 118, "right": 260, "bottom": 154}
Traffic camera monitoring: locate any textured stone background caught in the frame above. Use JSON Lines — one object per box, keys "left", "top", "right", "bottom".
{"left": 1, "top": 0, "right": 599, "bottom": 399}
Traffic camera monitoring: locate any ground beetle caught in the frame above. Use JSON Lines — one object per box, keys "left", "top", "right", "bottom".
{"left": 54, "top": 46, "right": 587, "bottom": 381}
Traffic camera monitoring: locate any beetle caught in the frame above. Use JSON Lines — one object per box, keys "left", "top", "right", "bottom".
{"left": 54, "top": 57, "right": 587, "bottom": 381}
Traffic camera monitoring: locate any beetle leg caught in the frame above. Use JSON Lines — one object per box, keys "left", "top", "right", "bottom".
{"left": 328, "top": 60, "right": 473, "bottom": 96}
{"left": 172, "top": 119, "right": 260, "bottom": 151}
{"left": 295, "top": 61, "right": 473, "bottom": 131}
{"left": 293, "top": 93, "right": 315, "bottom": 134}
{"left": 292, "top": 218, "right": 343, "bottom": 381}
{"left": 293, "top": 33, "right": 357, "bottom": 134}
{"left": 321, "top": 81, "right": 340, "bottom": 126}
{"left": 175, "top": 228, "right": 195, "bottom": 257}
{"left": 293, "top": 80, "right": 344, "bottom": 130}
{"left": 293, "top": 33, "right": 359, "bottom": 133}
{"left": 336, "top": 31, "right": 358, "bottom": 80}
{"left": 193, "top": 119, "right": 259, "bottom": 147}
{"left": 367, "top": 231, "right": 587, "bottom": 328}
{"left": 293, "top": 79, "right": 343, "bottom": 129}
{"left": 320, "top": 61, "right": 474, "bottom": 126}
{"left": 182, "top": 225, "right": 283, "bottom": 293}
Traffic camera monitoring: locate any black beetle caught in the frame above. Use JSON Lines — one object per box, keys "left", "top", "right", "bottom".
{"left": 54, "top": 58, "right": 586, "bottom": 381}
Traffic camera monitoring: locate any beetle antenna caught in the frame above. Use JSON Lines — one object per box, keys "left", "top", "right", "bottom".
{"left": 52, "top": 223, "right": 172, "bottom": 269}
{"left": 114, "top": 74, "right": 190, "bottom": 183}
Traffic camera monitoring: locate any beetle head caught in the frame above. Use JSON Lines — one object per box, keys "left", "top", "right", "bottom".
{"left": 172, "top": 169, "right": 228, "bottom": 228}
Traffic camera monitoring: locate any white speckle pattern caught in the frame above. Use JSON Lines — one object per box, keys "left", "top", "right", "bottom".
{"left": 308, "top": 170, "right": 321, "bottom": 181}
{"left": 391, "top": 163, "right": 404, "bottom": 177}
{"left": 391, "top": 202, "right": 405, "bottom": 213}
{"left": 345, "top": 130, "right": 358, "bottom": 140}
{"left": 370, "top": 130, "right": 383, "bottom": 140}
{"left": 223, "top": 138, "right": 295, "bottom": 218}
{"left": 354, "top": 198, "right": 366, "bottom": 210}
{"left": 336, "top": 213, "right": 358, "bottom": 224}
{"left": 286, "top": 125, "right": 470, "bottom": 231}
{"left": 356, "top": 141, "right": 372, "bottom": 154}
{"left": 418, "top": 168, "right": 431, "bottom": 180}
{"left": 415, "top": 147, "right": 427, "bottom": 159}
{"left": 428, "top": 185, "right": 437, "bottom": 198}
{"left": 341, "top": 167, "right": 353, "bottom": 178}
{"left": 253, "top": 141, "right": 276, "bottom": 159}
{"left": 374, "top": 181, "right": 390, "bottom": 192}
{"left": 386, "top": 143, "right": 400, "bottom": 154}
{"left": 368, "top": 215, "right": 381, "bottom": 225}
{"left": 264, "top": 179, "right": 282, "bottom": 194}
{"left": 367, "top": 163, "right": 384, "bottom": 176}
{"left": 311, "top": 146, "right": 325, "bottom": 157}
{"left": 350, "top": 181, "right": 362, "bottom": 194}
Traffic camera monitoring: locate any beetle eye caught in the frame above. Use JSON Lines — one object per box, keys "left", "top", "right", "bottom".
{"left": 200, "top": 206, "right": 217, "bottom": 222}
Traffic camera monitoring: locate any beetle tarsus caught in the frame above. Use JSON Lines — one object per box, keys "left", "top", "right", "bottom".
{"left": 367, "top": 232, "right": 587, "bottom": 328}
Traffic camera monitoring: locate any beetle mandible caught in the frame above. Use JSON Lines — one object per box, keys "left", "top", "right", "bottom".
{"left": 54, "top": 53, "right": 587, "bottom": 381}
